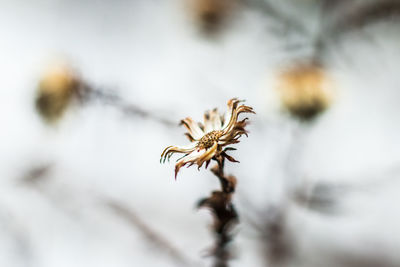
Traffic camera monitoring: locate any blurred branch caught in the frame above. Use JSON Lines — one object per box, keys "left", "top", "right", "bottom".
{"left": 331, "top": 250, "right": 399, "bottom": 267}
{"left": 244, "top": 204, "right": 293, "bottom": 267}
{"left": 293, "top": 162, "right": 400, "bottom": 214}
{"left": 315, "top": 0, "right": 400, "bottom": 59}
{"left": 320, "top": 0, "right": 349, "bottom": 12}
{"left": 0, "top": 207, "right": 33, "bottom": 265}
{"left": 20, "top": 166, "right": 194, "bottom": 266}
{"left": 85, "top": 88, "right": 177, "bottom": 127}
{"left": 106, "top": 200, "right": 195, "bottom": 267}
{"left": 20, "top": 164, "right": 52, "bottom": 185}
{"left": 34, "top": 63, "right": 177, "bottom": 127}
{"left": 242, "top": 0, "right": 308, "bottom": 35}
{"left": 333, "top": 0, "right": 400, "bottom": 34}
{"left": 293, "top": 182, "right": 349, "bottom": 214}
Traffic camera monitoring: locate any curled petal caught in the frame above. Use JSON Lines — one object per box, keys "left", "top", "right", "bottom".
{"left": 205, "top": 160, "right": 211, "bottom": 169}
{"left": 235, "top": 118, "right": 249, "bottom": 129}
{"left": 197, "top": 122, "right": 205, "bottom": 132}
{"left": 160, "top": 143, "right": 197, "bottom": 163}
{"left": 222, "top": 101, "right": 254, "bottom": 135}
{"left": 196, "top": 141, "right": 218, "bottom": 168}
{"left": 184, "top": 133, "right": 196, "bottom": 142}
{"left": 203, "top": 111, "right": 214, "bottom": 133}
{"left": 237, "top": 105, "right": 255, "bottom": 116}
{"left": 181, "top": 117, "right": 204, "bottom": 140}
{"left": 175, "top": 149, "right": 204, "bottom": 179}
{"left": 210, "top": 108, "right": 223, "bottom": 130}
{"left": 222, "top": 151, "right": 240, "bottom": 163}
{"left": 219, "top": 138, "right": 240, "bottom": 146}
{"left": 222, "top": 98, "right": 241, "bottom": 129}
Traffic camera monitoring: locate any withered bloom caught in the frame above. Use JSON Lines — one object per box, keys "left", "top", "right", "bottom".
{"left": 161, "top": 98, "right": 254, "bottom": 178}
{"left": 35, "top": 63, "right": 85, "bottom": 123}
{"left": 276, "top": 62, "right": 334, "bottom": 121}
{"left": 189, "top": 0, "right": 236, "bottom": 33}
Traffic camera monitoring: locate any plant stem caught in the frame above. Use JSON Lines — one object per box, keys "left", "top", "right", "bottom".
{"left": 198, "top": 157, "right": 239, "bottom": 267}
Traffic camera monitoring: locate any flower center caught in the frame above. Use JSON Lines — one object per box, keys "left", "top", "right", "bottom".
{"left": 198, "top": 130, "right": 222, "bottom": 149}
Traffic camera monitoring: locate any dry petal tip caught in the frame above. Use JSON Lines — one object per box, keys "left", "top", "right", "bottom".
{"left": 174, "top": 164, "right": 183, "bottom": 180}
{"left": 205, "top": 160, "right": 211, "bottom": 169}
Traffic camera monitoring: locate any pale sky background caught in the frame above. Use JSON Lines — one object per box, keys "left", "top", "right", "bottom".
{"left": 1, "top": 0, "right": 400, "bottom": 266}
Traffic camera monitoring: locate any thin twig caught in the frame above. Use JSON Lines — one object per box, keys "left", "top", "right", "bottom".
{"left": 84, "top": 87, "right": 177, "bottom": 127}
{"left": 293, "top": 162, "right": 400, "bottom": 214}
{"left": 20, "top": 166, "right": 193, "bottom": 266}
{"left": 242, "top": 0, "right": 307, "bottom": 35}
{"left": 334, "top": 0, "right": 400, "bottom": 34}
{"left": 106, "top": 200, "right": 195, "bottom": 267}
{"left": 315, "top": 0, "right": 400, "bottom": 59}
{"left": 240, "top": 199, "right": 293, "bottom": 267}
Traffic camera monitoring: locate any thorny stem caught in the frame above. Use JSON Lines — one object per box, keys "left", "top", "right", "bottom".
{"left": 198, "top": 157, "right": 239, "bottom": 267}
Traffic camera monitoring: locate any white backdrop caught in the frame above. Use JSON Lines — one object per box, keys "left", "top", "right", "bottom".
{"left": 1, "top": 0, "right": 400, "bottom": 266}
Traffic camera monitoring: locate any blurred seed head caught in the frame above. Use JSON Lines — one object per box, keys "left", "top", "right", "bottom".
{"left": 188, "top": 0, "right": 237, "bottom": 34}
{"left": 35, "top": 63, "right": 83, "bottom": 124}
{"left": 275, "top": 62, "right": 334, "bottom": 121}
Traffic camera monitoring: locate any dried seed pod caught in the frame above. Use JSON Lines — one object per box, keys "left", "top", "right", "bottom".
{"left": 35, "top": 64, "right": 82, "bottom": 123}
{"left": 189, "top": 0, "right": 236, "bottom": 33}
{"left": 276, "top": 62, "right": 334, "bottom": 121}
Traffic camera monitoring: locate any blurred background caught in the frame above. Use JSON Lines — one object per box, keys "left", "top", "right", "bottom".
{"left": 1, "top": 0, "right": 400, "bottom": 266}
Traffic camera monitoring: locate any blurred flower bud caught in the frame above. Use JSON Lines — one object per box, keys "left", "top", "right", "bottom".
{"left": 275, "top": 62, "right": 334, "bottom": 121}
{"left": 189, "top": 0, "right": 236, "bottom": 33}
{"left": 35, "top": 63, "right": 84, "bottom": 123}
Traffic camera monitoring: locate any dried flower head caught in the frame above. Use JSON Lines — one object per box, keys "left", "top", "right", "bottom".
{"left": 35, "top": 63, "right": 83, "bottom": 123}
{"left": 161, "top": 98, "right": 254, "bottom": 178}
{"left": 276, "top": 63, "right": 334, "bottom": 121}
{"left": 189, "top": 0, "right": 236, "bottom": 33}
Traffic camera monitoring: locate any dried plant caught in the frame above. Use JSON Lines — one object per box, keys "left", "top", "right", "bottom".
{"left": 35, "top": 63, "right": 89, "bottom": 123}
{"left": 107, "top": 201, "right": 195, "bottom": 267}
{"left": 188, "top": 0, "right": 237, "bottom": 34}
{"left": 35, "top": 64, "right": 175, "bottom": 127}
{"left": 275, "top": 62, "right": 334, "bottom": 121}
{"left": 250, "top": 205, "right": 293, "bottom": 267}
{"left": 160, "top": 98, "right": 254, "bottom": 266}
{"left": 85, "top": 87, "right": 177, "bottom": 127}
{"left": 161, "top": 98, "right": 254, "bottom": 178}
{"left": 243, "top": 0, "right": 307, "bottom": 35}
{"left": 331, "top": 0, "right": 400, "bottom": 36}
